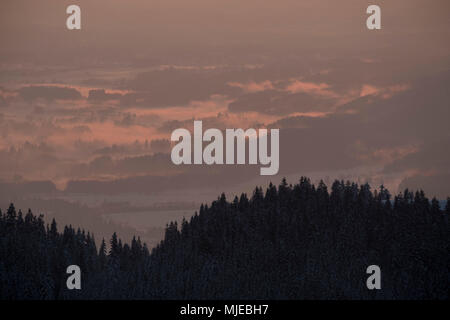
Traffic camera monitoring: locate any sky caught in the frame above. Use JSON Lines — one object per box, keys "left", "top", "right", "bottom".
{"left": 0, "top": 0, "right": 449, "bottom": 204}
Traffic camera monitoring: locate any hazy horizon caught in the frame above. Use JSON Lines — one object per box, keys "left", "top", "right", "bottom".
{"left": 1, "top": 0, "right": 449, "bottom": 245}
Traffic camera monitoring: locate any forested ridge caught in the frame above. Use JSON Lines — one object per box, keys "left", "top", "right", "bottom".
{"left": 0, "top": 178, "right": 449, "bottom": 299}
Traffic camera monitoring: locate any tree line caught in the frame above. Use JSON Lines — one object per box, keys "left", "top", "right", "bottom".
{"left": 1, "top": 178, "right": 448, "bottom": 299}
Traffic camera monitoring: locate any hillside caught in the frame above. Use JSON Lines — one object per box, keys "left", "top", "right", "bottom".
{"left": 1, "top": 178, "right": 449, "bottom": 299}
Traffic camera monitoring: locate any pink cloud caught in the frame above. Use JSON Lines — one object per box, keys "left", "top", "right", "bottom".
{"left": 285, "top": 80, "right": 331, "bottom": 94}
{"left": 227, "top": 80, "right": 274, "bottom": 93}
{"left": 360, "top": 84, "right": 410, "bottom": 99}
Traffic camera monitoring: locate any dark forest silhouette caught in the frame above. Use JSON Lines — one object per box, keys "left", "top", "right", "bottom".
{"left": 0, "top": 178, "right": 449, "bottom": 299}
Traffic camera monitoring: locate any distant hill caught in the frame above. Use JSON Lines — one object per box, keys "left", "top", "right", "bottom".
{"left": 399, "top": 173, "right": 450, "bottom": 200}
{"left": 0, "top": 180, "right": 58, "bottom": 197}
